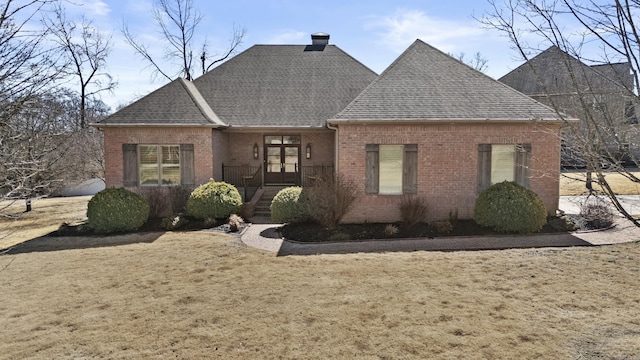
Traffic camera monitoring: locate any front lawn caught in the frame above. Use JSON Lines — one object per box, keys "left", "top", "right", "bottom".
{"left": 560, "top": 169, "right": 640, "bottom": 195}
{"left": 1, "top": 232, "right": 639, "bottom": 358}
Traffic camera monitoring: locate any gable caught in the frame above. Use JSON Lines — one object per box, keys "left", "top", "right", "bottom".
{"left": 96, "top": 78, "right": 224, "bottom": 127}
{"left": 333, "top": 40, "right": 562, "bottom": 122}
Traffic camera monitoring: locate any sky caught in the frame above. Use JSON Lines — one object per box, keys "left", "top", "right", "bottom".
{"left": 61, "top": 0, "right": 536, "bottom": 111}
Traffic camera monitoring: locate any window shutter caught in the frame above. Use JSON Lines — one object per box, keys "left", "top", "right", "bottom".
{"left": 403, "top": 144, "right": 418, "bottom": 194}
{"left": 515, "top": 143, "right": 531, "bottom": 188}
{"left": 122, "top": 144, "right": 138, "bottom": 187}
{"left": 477, "top": 144, "right": 492, "bottom": 192}
{"left": 180, "top": 144, "right": 195, "bottom": 186}
{"left": 365, "top": 144, "right": 379, "bottom": 194}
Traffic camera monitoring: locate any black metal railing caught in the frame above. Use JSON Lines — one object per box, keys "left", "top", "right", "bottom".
{"left": 300, "top": 165, "right": 334, "bottom": 187}
{"left": 222, "top": 164, "right": 262, "bottom": 201}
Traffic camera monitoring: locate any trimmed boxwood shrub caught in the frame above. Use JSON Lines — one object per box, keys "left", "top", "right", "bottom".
{"left": 87, "top": 187, "right": 150, "bottom": 233}
{"left": 474, "top": 181, "right": 547, "bottom": 234}
{"left": 187, "top": 180, "right": 242, "bottom": 220}
{"left": 270, "top": 186, "right": 308, "bottom": 223}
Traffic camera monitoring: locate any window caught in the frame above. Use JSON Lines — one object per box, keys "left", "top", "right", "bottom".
{"left": 122, "top": 144, "right": 194, "bottom": 186}
{"left": 139, "top": 145, "right": 180, "bottom": 185}
{"left": 365, "top": 144, "right": 417, "bottom": 195}
{"left": 478, "top": 143, "right": 531, "bottom": 192}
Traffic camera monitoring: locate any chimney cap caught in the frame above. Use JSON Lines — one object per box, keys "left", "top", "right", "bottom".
{"left": 311, "top": 32, "right": 330, "bottom": 46}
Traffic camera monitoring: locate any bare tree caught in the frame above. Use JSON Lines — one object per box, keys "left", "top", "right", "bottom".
{"left": 0, "top": 0, "right": 69, "bottom": 214}
{"left": 122, "top": 0, "right": 245, "bottom": 81}
{"left": 451, "top": 51, "right": 489, "bottom": 72}
{"left": 44, "top": 2, "right": 115, "bottom": 128}
{"left": 481, "top": 0, "right": 640, "bottom": 226}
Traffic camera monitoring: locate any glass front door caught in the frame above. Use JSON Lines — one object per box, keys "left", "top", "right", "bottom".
{"left": 264, "top": 135, "right": 300, "bottom": 184}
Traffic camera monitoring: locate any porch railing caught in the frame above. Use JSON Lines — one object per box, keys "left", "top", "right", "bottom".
{"left": 300, "top": 165, "right": 334, "bottom": 187}
{"left": 221, "top": 164, "right": 262, "bottom": 202}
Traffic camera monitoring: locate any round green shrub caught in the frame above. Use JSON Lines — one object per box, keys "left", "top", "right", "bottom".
{"left": 474, "top": 181, "right": 547, "bottom": 234}
{"left": 270, "top": 187, "right": 308, "bottom": 223}
{"left": 187, "top": 180, "right": 242, "bottom": 220}
{"left": 87, "top": 187, "right": 150, "bottom": 233}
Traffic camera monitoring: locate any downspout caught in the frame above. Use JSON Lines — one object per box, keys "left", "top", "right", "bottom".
{"left": 326, "top": 122, "right": 339, "bottom": 181}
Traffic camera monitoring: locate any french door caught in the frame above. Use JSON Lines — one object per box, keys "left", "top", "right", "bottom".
{"left": 264, "top": 135, "right": 300, "bottom": 184}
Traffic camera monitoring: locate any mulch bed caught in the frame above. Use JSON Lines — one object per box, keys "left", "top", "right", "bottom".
{"left": 281, "top": 216, "right": 573, "bottom": 243}
{"left": 49, "top": 217, "right": 246, "bottom": 237}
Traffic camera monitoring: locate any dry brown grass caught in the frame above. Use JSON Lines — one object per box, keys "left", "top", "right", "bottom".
{"left": 1, "top": 232, "right": 639, "bottom": 359}
{"left": 1, "top": 198, "right": 640, "bottom": 358}
{"left": 561, "top": 170, "right": 640, "bottom": 196}
{"left": 0, "top": 196, "right": 91, "bottom": 249}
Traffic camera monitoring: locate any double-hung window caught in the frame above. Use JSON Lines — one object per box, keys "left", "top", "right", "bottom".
{"left": 478, "top": 143, "right": 531, "bottom": 191}
{"left": 365, "top": 144, "right": 417, "bottom": 195}
{"left": 139, "top": 145, "right": 181, "bottom": 185}
{"left": 122, "top": 144, "right": 195, "bottom": 186}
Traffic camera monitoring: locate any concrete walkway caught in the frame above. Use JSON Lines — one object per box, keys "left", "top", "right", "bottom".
{"left": 241, "top": 196, "right": 640, "bottom": 256}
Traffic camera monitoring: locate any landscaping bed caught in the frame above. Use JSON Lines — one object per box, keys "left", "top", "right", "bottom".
{"left": 281, "top": 216, "right": 574, "bottom": 243}
{"left": 49, "top": 216, "right": 247, "bottom": 237}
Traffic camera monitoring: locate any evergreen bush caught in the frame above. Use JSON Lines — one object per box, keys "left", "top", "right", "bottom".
{"left": 87, "top": 187, "right": 150, "bottom": 233}
{"left": 186, "top": 180, "right": 242, "bottom": 220}
{"left": 474, "top": 181, "right": 547, "bottom": 234}
{"left": 270, "top": 187, "right": 308, "bottom": 223}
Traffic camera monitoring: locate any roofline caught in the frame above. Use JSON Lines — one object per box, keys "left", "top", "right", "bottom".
{"left": 90, "top": 123, "right": 226, "bottom": 129}
{"left": 328, "top": 117, "right": 577, "bottom": 124}
{"left": 223, "top": 125, "right": 331, "bottom": 132}
{"left": 179, "top": 78, "right": 227, "bottom": 126}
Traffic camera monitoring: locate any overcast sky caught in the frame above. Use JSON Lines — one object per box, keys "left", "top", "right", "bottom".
{"left": 61, "top": 0, "right": 539, "bottom": 111}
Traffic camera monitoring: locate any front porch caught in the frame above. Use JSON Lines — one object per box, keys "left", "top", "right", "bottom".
{"left": 221, "top": 163, "right": 335, "bottom": 202}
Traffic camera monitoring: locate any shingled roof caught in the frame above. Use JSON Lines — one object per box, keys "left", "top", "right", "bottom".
{"left": 332, "top": 40, "right": 563, "bottom": 122}
{"left": 193, "top": 44, "right": 377, "bottom": 128}
{"left": 499, "top": 46, "right": 633, "bottom": 96}
{"left": 96, "top": 78, "right": 224, "bottom": 127}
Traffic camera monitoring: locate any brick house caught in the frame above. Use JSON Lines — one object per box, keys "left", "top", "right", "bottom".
{"left": 94, "top": 34, "right": 569, "bottom": 222}
{"left": 499, "top": 46, "right": 639, "bottom": 166}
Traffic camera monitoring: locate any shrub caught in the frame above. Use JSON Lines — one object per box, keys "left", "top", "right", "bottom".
{"left": 383, "top": 224, "right": 399, "bottom": 236}
{"left": 135, "top": 186, "right": 192, "bottom": 218}
{"left": 87, "top": 187, "right": 150, "bottom": 233}
{"left": 303, "top": 175, "right": 358, "bottom": 228}
{"left": 432, "top": 220, "right": 453, "bottom": 234}
{"left": 579, "top": 196, "right": 614, "bottom": 230}
{"left": 474, "top": 181, "right": 547, "bottom": 234}
{"left": 187, "top": 180, "right": 242, "bottom": 220}
{"left": 399, "top": 195, "right": 428, "bottom": 226}
{"left": 270, "top": 187, "right": 308, "bottom": 223}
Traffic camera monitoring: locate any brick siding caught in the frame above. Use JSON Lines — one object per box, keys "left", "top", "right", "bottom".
{"left": 336, "top": 122, "right": 562, "bottom": 223}
{"left": 104, "top": 128, "right": 335, "bottom": 188}
{"left": 103, "top": 127, "right": 214, "bottom": 188}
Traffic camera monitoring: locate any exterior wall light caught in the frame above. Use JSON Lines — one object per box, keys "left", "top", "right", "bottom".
{"left": 306, "top": 143, "right": 312, "bottom": 159}
{"left": 253, "top": 143, "right": 259, "bottom": 159}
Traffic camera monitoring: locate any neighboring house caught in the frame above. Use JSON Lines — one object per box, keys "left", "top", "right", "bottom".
{"left": 499, "top": 46, "right": 639, "bottom": 166}
{"left": 94, "top": 34, "right": 569, "bottom": 223}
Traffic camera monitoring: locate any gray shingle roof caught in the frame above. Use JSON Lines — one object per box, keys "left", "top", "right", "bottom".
{"left": 499, "top": 46, "right": 633, "bottom": 96}
{"left": 333, "top": 40, "right": 562, "bottom": 122}
{"left": 96, "top": 78, "right": 224, "bottom": 126}
{"left": 193, "top": 45, "right": 378, "bottom": 127}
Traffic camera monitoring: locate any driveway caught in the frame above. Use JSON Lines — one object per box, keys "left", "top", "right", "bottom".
{"left": 559, "top": 195, "right": 640, "bottom": 215}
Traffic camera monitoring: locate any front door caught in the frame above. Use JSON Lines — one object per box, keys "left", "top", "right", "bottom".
{"left": 264, "top": 135, "right": 300, "bottom": 184}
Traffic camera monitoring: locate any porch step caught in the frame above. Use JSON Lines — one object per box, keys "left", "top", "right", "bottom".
{"left": 252, "top": 186, "right": 288, "bottom": 218}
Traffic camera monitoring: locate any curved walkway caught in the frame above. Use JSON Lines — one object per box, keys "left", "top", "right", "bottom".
{"left": 240, "top": 217, "right": 640, "bottom": 256}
